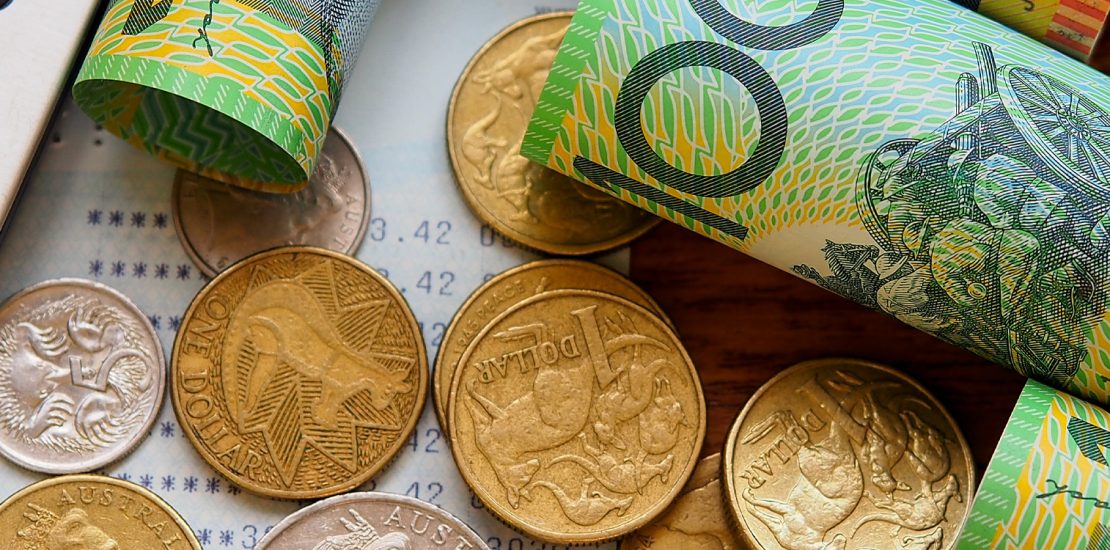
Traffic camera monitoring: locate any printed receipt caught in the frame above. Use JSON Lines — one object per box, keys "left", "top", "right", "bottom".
{"left": 0, "top": 1, "right": 616, "bottom": 548}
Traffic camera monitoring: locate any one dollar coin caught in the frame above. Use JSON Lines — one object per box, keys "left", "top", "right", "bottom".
{"left": 172, "top": 246, "right": 427, "bottom": 499}
{"left": 448, "top": 289, "right": 704, "bottom": 543}
{"left": 723, "top": 359, "right": 973, "bottom": 550}
{"left": 447, "top": 12, "right": 658, "bottom": 255}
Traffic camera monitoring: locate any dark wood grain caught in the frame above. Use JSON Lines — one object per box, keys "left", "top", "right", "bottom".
{"left": 629, "top": 222, "right": 1026, "bottom": 477}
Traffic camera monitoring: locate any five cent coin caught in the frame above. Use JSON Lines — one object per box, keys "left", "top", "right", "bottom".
{"left": 0, "top": 474, "right": 200, "bottom": 549}
{"left": 447, "top": 12, "right": 658, "bottom": 255}
{"left": 0, "top": 279, "right": 165, "bottom": 474}
{"left": 434, "top": 259, "right": 670, "bottom": 432}
{"left": 171, "top": 246, "right": 428, "bottom": 499}
{"left": 173, "top": 127, "right": 371, "bottom": 277}
{"left": 448, "top": 289, "right": 705, "bottom": 543}
{"left": 723, "top": 359, "right": 974, "bottom": 550}
{"left": 623, "top": 453, "right": 744, "bottom": 549}
{"left": 256, "top": 491, "right": 490, "bottom": 549}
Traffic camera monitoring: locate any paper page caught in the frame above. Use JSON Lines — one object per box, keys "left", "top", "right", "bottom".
{"left": 0, "top": 1, "right": 621, "bottom": 548}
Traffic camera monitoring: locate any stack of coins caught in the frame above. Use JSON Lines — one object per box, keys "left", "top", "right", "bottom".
{"left": 433, "top": 13, "right": 714, "bottom": 542}
{"left": 437, "top": 259, "right": 707, "bottom": 544}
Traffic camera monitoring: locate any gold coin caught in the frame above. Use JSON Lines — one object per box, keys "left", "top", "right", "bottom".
{"left": 447, "top": 12, "right": 659, "bottom": 255}
{"left": 0, "top": 474, "right": 201, "bottom": 549}
{"left": 171, "top": 246, "right": 427, "bottom": 499}
{"left": 448, "top": 289, "right": 705, "bottom": 543}
{"left": 433, "top": 259, "right": 670, "bottom": 432}
{"left": 723, "top": 359, "right": 974, "bottom": 550}
{"left": 623, "top": 453, "right": 745, "bottom": 549}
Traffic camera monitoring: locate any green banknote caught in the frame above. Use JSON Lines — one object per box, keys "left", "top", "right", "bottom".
{"left": 73, "top": 0, "right": 378, "bottom": 191}
{"left": 522, "top": 0, "right": 1110, "bottom": 405}
{"left": 959, "top": 380, "right": 1110, "bottom": 548}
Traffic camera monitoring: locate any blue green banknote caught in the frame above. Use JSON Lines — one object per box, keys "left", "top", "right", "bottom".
{"left": 522, "top": 0, "right": 1110, "bottom": 405}
{"left": 959, "top": 379, "right": 1110, "bottom": 548}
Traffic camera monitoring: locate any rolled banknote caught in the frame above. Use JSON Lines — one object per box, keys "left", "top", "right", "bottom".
{"left": 522, "top": 0, "right": 1110, "bottom": 405}
{"left": 959, "top": 0, "right": 1110, "bottom": 60}
{"left": 959, "top": 379, "right": 1110, "bottom": 548}
{"left": 72, "top": 0, "right": 378, "bottom": 191}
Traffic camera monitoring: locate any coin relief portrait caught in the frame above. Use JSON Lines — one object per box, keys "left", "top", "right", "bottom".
{"left": 17, "top": 505, "right": 119, "bottom": 550}
{"left": 0, "top": 287, "right": 161, "bottom": 470}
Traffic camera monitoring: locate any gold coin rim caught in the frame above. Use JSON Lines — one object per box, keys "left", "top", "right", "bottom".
{"left": 432, "top": 259, "right": 671, "bottom": 432}
{"left": 172, "top": 126, "right": 373, "bottom": 278}
{"left": 170, "top": 245, "right": 429, "bottom": 500}
{"left": 680, "top": 452, "right": 722, "bottom": 498}
{"left": 447, "top": 288, "right": 706, "bottom": 543}
{"left": 624, "top": 453, "right": 738, "bottom": 550}
{"left": 445, "top": 11, "right": 659, "bottom": 256}
{"left": 0, "top": 474, "right": 202, "bottom": 548}
{"left": 721, "top": 358, "right": 976, "bottom": 550}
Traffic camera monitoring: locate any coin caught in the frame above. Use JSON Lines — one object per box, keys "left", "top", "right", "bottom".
{"left": 447, "top": 12, "right": 658, "bottom": 255}
{"left": 173, "top": 127, "right": 370, "bottom": 277}
{"left": 0, "top": 278, "right": 164, "bottom": 474}
{"left": 0, "top": 474, "right": 201, "bottom": 549}
{"left": 171, "top": 246, "right": 427, "bottom": 499}
{"left": 623, "top": 453, "right": 744, "bottom": 549}
{"left": 433, "top": 259, "right": 670, "bottom": 432}
{"left": 256, "top": 491, "right": 490, "bottom": 549}
{"left": 448, "top": 289, "right": 705, "bottom": 543}
{"left": 723, "top": 359, "right": 974, "bottom": 550}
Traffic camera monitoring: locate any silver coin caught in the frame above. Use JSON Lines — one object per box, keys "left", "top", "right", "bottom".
{"left": 257, "top": 492, "right": 491, "bottom": 550}
{"left": 0, "top": 278, "right": 165, "bottom": 474}
{"left": 173, "top": 126, "right": 371, "bottom": 277}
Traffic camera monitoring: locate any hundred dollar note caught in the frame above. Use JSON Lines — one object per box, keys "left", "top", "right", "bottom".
{"left": 522, "top": 0, "right": 1110, "bottom": 405}
{"left": 73, "top": 0, "right": 379, "bottom": 192}
{"left": 959, "top": 379, "right": 1110, "bottom": 548}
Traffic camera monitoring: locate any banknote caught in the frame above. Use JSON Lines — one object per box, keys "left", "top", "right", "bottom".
{"left": 958, "top": 379, "right": 1110, "bottom": 548}
{"left": 1, "top": 2, "right": 621, "bottom": 548}
{"left": 72, "top": 0, "right": 379, "bottom": 192}
{"left": 958, "top": 0, "right": 1110, "bottom": 59}
{"left": 523, "top": 0, "right": 1110, "bottom": 406}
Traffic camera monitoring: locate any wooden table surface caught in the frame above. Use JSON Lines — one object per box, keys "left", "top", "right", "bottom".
{"left": 628, "top": 222, "right": 1027, "bottom": 476}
